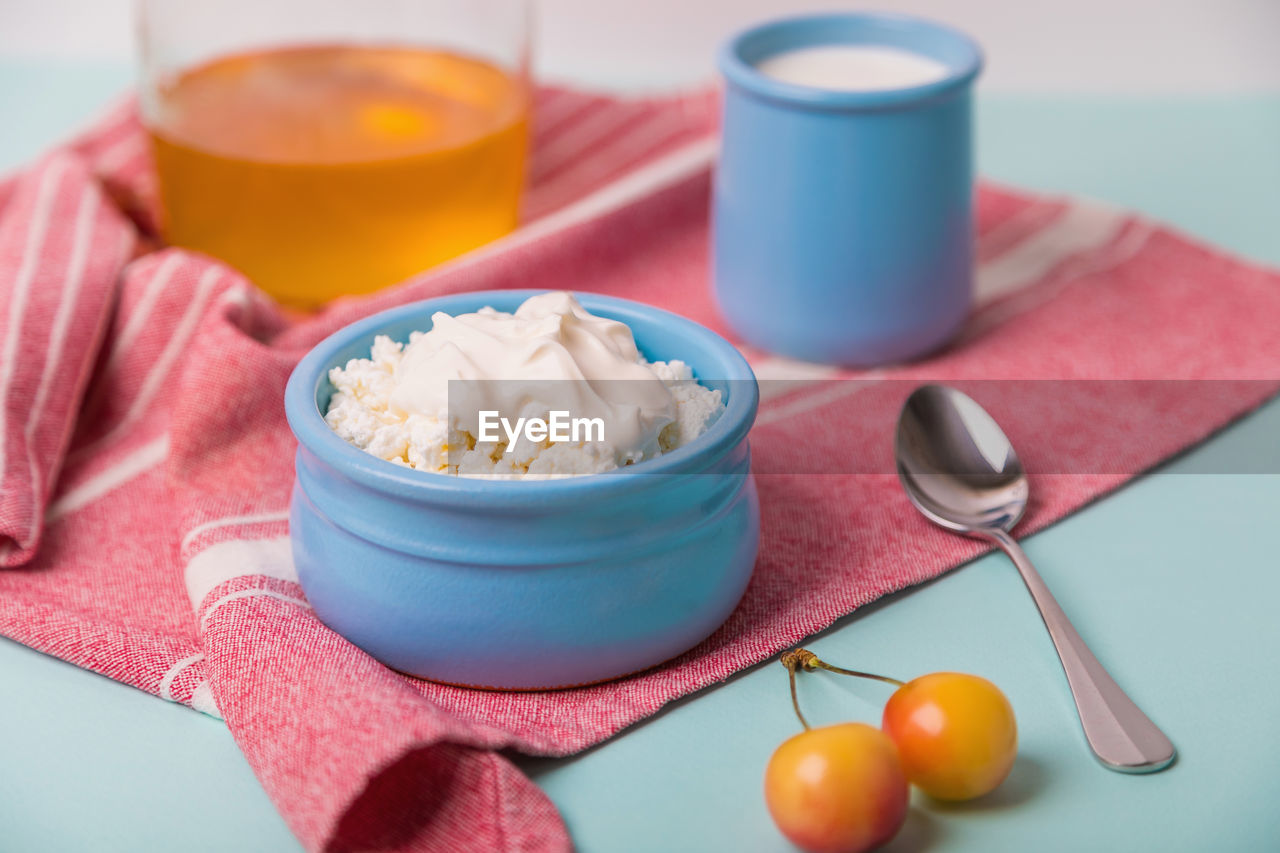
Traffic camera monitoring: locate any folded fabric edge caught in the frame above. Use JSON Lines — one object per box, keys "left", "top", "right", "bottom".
{"left": 324, "top": 744, "right": 571, "bottom": 853}
{"left": 0, "top": 150, "right": 136, "bottom": 566}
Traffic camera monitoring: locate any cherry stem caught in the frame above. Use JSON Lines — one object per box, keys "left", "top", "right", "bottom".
{"left": 779, "top": 647, "right": 906, "bottom": 731}
{"left": 785, "top": 658, "right": 811, "bottom": 731}
{"left": 810, "top": 659, "right": 906, "bottom": 688}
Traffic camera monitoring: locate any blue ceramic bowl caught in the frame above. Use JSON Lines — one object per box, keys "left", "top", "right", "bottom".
{"left": 284, "top": 291, "right": 760, "bottom": 689}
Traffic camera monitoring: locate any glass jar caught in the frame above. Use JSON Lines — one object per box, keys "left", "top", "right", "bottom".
{"left": 137, "top": 0, "right": 531, "bottom": 308}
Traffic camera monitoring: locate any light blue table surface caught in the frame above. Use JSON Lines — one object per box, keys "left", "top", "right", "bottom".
{"left": 2, "top": 61, "right": 1278, "bottom": 853}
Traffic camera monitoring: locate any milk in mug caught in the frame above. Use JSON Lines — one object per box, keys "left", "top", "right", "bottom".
{"left": 756, "top": 45, "right": 948, "bottom": 91}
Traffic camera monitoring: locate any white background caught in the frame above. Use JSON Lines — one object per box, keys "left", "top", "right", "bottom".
{"left": 1, "top": 0, "right": 1279, "bottom": 93}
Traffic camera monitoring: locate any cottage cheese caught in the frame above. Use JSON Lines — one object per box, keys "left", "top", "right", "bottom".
{"left": 324, "top": 292, "right": 724, "bottom": 478}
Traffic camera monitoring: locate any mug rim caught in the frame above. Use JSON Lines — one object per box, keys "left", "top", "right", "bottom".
{"left": 284, "top": 290, "right": 760, "bottom": 508}
{"left": 719, "top": 11, "right": 984, "bottom": 111}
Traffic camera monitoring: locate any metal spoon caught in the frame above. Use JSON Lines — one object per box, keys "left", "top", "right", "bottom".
{"left": 894, "top": 384, "right": 1175, "bottom": 773}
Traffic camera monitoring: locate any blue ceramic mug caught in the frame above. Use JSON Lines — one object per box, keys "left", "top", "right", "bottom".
{"left": 714, "top": 13, "right": 984, "bottom": 366}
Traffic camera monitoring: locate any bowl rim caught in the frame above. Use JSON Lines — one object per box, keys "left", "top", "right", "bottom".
{"left": 284, "top": 290, "right": 760, "bottom": 507}
{"left": 718, "top": 11, "right": 984, "bottom": 112}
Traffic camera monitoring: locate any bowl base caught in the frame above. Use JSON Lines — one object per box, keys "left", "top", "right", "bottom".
{"left": 393, "top": 652, "right": 685, "bottom": 692}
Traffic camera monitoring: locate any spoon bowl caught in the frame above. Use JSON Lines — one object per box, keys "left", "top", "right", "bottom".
{"left": 895, "top": 384, "right": 1028, "bottom": 533}
{"left": 895, "top": 384, "right": 1176, "bottom": 774}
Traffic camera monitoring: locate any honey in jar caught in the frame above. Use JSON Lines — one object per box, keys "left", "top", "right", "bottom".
{"left": 147, "top": 44, "right": 529, "bottom": 308}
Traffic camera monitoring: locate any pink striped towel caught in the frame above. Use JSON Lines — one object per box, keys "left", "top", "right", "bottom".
{"left": 1, "top": 86, "right": 1278, "bottom": 851}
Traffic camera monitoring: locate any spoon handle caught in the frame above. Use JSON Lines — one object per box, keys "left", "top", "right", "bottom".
{"left": 987, "top": 528, "right": 1176, "bottom": 773}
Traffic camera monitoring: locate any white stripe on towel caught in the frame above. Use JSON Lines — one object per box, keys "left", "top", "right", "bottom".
{"left": 180, "top": 509, "right": 291, "bottom": 554}
{"left": 45, "top": 434, "right": 171, "bottom": 522}
{"left": 184, "top": 536, "right": 300, "bottom": 612}
{"left": 23, "top": 185, "right": 102, "bottom": 540}
{"left": 0, "top": 159, "right": 68, "bottom": 499}
{"left": 158, "top": 652, "right": 205, "bottom": 702}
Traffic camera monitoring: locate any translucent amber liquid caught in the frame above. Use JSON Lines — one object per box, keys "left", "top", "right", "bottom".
{"left": 148, "top": 45, "right": 529, "bottom": 308}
